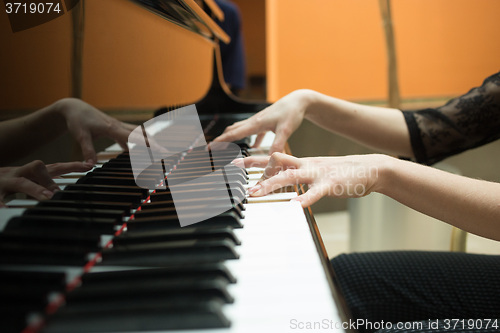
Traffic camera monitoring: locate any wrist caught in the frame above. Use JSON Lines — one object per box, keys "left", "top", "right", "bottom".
{"left": 292, "top": 89, "right": 319, "bottom": 119}
{"left": 31, "top": 99, "right": 68, "bottom": 130}
{"left": 52, "top": 97, "right": 78, "bottom": 118}
{"left": 371, "top": 154, "right": 400, "bottom": 195}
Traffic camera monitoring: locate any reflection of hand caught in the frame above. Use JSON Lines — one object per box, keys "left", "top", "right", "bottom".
{"left": 0, "top": 160, "right": 93, "bottom": 206}
{"left": 213, "top": 90, "right": 312, "bottom": 154}
{"left": 58, "top": 98, "right": 136, "bottom": 164}
{"left": 244, "top": 152, "right": 387, "bottom": 207}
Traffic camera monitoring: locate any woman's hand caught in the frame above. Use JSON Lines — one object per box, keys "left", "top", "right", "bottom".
{"left": 244, "top": 152, "right": 389, "bottom": 207}
{"left": 214, "top": 90, "right": 314, "bottom": 154}
{"left": 57, "top": 98, "right": 136, "bottom": 164}
{"left": 0, "top": 160, "right": 93, "bottom": 206}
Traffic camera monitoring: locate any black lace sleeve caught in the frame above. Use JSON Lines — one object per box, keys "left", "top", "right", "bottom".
{"left": 402, "top": 71, "right": 500, "bottom": 165}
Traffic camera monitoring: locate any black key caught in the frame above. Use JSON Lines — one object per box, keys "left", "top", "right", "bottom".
{"left": 43, "top": 299, "right": 230, "bottom": 333}
{"left": 168, "top": 164, "right": 247, "bottom": 177}
{"left": 162, "top": 180, "right": 246, "bottom": 193}
{"left": 139, "top": 199, "right": 245, "bottom": 217}
{"left": 141, "top": 197, "right": 246, "bottom": 212}
{"left": 80, "top": 263, "right": 236, "bottom": 285}
{"left": 0, "top": 270, "right": 66, "bottom": 300}
{"left": 37, "top": 200, "right": 132, "bottom": 214}
{"left": 166, "top": 171, "right": 248, "bottom": 184}
{"left": 77, "top": 175, "right": 142, "bottom": 187}
{"left": 3, "top": 312, "right": 30, "bottom": 333}
{"left": 52, "top": 191, "right": 143, "bottom": 207}
{"left": 127, "top": 211, "right": 243, "bottom": 232}
{"left": 114, "top": 226, "right": 241, "bottom": 246}
{"left": 149, "top": 186, "right": 245, "bottom": 204}
{"left": 90, "top": 167, "right": 135, "bottom": 173}
{"left": 64, "top": 184, "right": 149, "bottom": 197}
{"left": 100, "top": 159, "right": 132, "bottom": 168}
{"left": 4, "top": 215, "right": 117, "bottom": 235}
{"left": 101, "top": 239, "right": 239, "bottom": 266}
{"left": 0, "top": 242, "right": 91, "bottom": 266}
{"left": 134, "top": 204, "right": 244, "bottom": 220}
{"left": 89, "top": 169, "right": 162, "bottom": 179}
{"left": 67, "top": 276, "right": 233, "bottom": 304}
{"left": 0, "top": 270, "right": 66, "bottom": 322}
{"left": 0, "top": 230, "right": 101, "bottom": 252}
{"left": 23, "top": 207, "right": 125, "bottom": 222}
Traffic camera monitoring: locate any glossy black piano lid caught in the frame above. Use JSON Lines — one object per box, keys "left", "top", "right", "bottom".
{"left": 127, "top": 1, "right": 269, "bottom": 116}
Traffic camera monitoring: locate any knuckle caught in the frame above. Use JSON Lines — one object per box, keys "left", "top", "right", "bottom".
{"left": 25, "top": 160, "right": 46, "bottom": 175}
{"left": 282, "top": 168, "right": 297, "bottom": 179}
{"left": 278, "top": 126, "right": 292, "bottom": 137}
{"left": 253, "top": 114, "right": 264, "bottom": 126}
{"left": 269, "top": 152, "right": 283, "bottom": 161}
{"left": 31, "top": 160, "right": 45, "bottom": 168}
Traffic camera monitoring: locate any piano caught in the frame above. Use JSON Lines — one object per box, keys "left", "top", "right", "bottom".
{"left": 0, "top": 1, "right": 351, "bottom": 332}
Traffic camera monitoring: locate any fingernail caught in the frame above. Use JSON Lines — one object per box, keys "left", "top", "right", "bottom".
{"left": 41, "top": 190, "right": 53, "bottom": 200}
{"left": 248, "top": 184, "right": 261, "bottom": 195}
{"left": 86, "top": 159, "right": 95, "bottom": 165}
{"left": 231, "top": 158, "right": 245, "bottom": 168}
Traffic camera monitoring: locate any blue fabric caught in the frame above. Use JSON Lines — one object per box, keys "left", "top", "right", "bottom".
{"left": 214, "top": 0, "right": 246, "bottom": 90}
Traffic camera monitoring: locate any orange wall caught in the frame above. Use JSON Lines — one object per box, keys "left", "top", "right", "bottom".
{"left": 0, "top": 6, "right": 72, "bottom": 110}
{"left": 0, "top": 0, "right": 215, "bottom": 111}
{"left": 266, "top": 0, "right": 500, "bottom": 102}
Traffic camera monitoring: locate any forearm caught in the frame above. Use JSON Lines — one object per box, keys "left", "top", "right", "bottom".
{"left": 0, "top": 100, "right": 67, "bottom": 165}
{"left": 376, "top": 157, "right": 500, "bottom": 241}
{"left": 302, "top": 90, "right": 413, "bottom": 157}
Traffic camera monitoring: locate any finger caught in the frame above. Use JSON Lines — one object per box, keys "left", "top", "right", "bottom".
{"left": 248, "top": 167, "right": 305, "bottom": 197}
{"left": 118, "top": 123, "right": 137, "bottom": 150}
{"left": 261, "top": 152, "right": 300, "bottom": 181}
{"left": 292, "top": 184, "right": 330, "bottom": 207}
{"left": 122, "top": 122, "right": 137, "bottom": 131}
{"left": 107, "top": 124, "right": 134, "bottom": 152}
{"left": 223, "top": 119, "right": 246, "bottom": 132}
{"left": 17, "top": 160, "right": 60, "bottom": 193}
{"left": 3, "top": 177, "right": 54, "bottom": 201}
{"left": 118, "top": 141, "right": 129, "bottom": 151}
{"left": 77, "top": 131, "right": 97, "bottom": 164}
{"left": 252, "top": 132, "right": 265, "bottom": 148}
{"left": 268, "top": 126, "right": 292, "bottom": 155}
{"left": 46, "top": 161, "right": 93, "bottom": 177}
{"left": 240, "top": 156, "right": 271, "bottom": 169}
{"left": 213, "top": 122, "right": 259, "bottom": 143}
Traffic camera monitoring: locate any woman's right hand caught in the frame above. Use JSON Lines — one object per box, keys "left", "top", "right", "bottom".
{"left": 213, "top": 89, "right": 314, "bottom": 154}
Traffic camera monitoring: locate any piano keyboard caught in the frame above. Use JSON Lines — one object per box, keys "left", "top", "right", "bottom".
{"left": 0, "top": 118, "right": 345, "bottom": 333}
